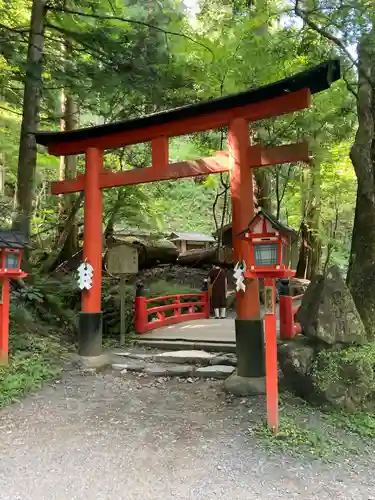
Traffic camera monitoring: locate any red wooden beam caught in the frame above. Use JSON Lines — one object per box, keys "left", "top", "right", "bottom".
{"left": 50, "top": 155, "right": 230, "bottom": 195}
{"left": 217, "top": 141, "right": 310, "bottom": 167}
{"left": 47, "top": 89, "right": 311, "bottom": 156}
{"left": 249, "top": 142, "right": 310, "bottom": 167}
{"left": 152, "top": 137, "right": 168, "bottom": 168}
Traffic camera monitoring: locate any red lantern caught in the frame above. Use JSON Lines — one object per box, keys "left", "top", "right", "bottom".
{"left": 237, "top": 210, "right": 299, "bottom": 434}
{"left": 238, "top": 210, "right": 297, "bottom": 279}
{"left": 0, "top": 230, "right": 28, "bottom": 364}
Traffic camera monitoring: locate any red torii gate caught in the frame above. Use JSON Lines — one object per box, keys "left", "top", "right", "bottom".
{"left": 35, "top": 60, "right": 340, "bottom": 379}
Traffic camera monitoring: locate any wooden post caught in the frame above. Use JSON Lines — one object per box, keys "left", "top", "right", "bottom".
{"left": 119, "top": 275, "right": 126, "bottom": 346}
{"left": 0, "top": 279, "right": 9, "bottom": 364}
{"left": 264, "top": 277, "right": 278, "bottom": 433}
{"left": 78, "top": 147, "right": 103, "bottom": 357}
{"left": 229, "top": 118, "right": 264, "bottom": 378}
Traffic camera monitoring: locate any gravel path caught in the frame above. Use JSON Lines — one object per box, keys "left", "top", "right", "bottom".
{"left": 0, "top": 370, "right": 374, "bottom": 500}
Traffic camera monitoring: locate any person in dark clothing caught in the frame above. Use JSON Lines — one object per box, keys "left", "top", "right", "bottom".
{"left": 208, "top": 265, "right": 227, "bottom": 319}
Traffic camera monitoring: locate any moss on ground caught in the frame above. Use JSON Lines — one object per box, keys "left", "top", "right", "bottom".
{"left": 254, "top": 392, "right": 375, "bottom": 461}
{"left": 0, "top": 331, "right": 69, "bottom": 408}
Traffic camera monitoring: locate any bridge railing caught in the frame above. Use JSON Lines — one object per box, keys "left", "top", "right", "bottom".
{"left": 135, "top": 291, "right": 210, "bottom": 334}
{"left": 279, "top": 290, "right": 304, "bottom": 340}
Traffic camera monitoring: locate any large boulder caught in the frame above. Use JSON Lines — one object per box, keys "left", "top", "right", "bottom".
{"left": 296, "top": 266, "right": 368, "bottom": 345}
{"left": 278, "top": 340, "right": 375, "bottom": 411}
{"left": 278, "top": 337, "right": 315, "bottom": 398}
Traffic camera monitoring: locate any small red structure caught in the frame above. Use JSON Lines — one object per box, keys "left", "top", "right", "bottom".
{"left": 135, "top": 288, "right": 209, "bottom": 334}
{"left": 238, "top": 211, "right": 298, "bottom": 433}
{"left": 279, "top": 281, "right": 304, "bottom": 339}
{"left": 0, "top": 231, "right": 28, "bottom": 364}
{"left": 239, "top": 210, "right": 297, "bottom": 280}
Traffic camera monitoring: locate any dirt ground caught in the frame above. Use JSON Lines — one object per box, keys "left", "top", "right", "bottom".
{"left": 0, "top": 368, "right": 374, "bottom": 500}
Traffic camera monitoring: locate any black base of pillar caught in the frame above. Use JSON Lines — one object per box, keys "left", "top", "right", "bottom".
{"left": 235, "top": 319, "right": 265, "bottom": 378}
{"left": 78, "top": 312, "right": 103, "bottom": 357}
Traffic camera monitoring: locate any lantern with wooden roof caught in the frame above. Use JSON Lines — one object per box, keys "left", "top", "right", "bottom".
{"left": 238, "top": 210, "right": 298, "bottom": 279}
{"left": 0, "top": 230, "right": 28, "bottom": 277}
{"left": 0, "top": 230, "right": 28, "bottom": 365}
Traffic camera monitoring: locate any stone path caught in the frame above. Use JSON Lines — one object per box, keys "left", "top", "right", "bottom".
{"left": 0, "top": 357, "right": 375, "bottom": 499}
{"left": 111, "top": 349, "right": 237, "bottom": 379}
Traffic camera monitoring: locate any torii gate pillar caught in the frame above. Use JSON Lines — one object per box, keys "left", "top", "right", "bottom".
{"left": 229, "top": 118, "right": 264, "bottom": 379}
{"left": 78, "top": 147, "right": 103, "bottom": 357}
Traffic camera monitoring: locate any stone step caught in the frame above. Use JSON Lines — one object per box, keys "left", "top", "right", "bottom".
{"left": 113, "top": 349, "right": 237, "bottom": 367}
{"left": 134, "top": 339, "right": 236, "bottom": 353}
{"left": 111, "top": 360, "right": 236, "bottom": 380}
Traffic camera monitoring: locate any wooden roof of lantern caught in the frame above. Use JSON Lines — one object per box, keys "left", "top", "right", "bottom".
{"left": 0, "top": 230, "right": 28, "bottom": 249}
{"left": 238, "top": 210, "right": 298, "bottom": 239}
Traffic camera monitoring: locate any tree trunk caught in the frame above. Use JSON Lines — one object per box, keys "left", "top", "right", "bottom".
{"left": 346, "top": 29, "right": 375, "bottom": 340}
{"left": 295, "top": 160, "right": 322, "bottom": 279}
{"left": 57, "top": 35, "right": 79, "bottom": 263}
{"left": 254, "top": 168, "right": 271, "bottom": 212}
{"left": 295, "top": 222, "right": 309, "bottom": 278}
{"left": 305, "top": 160, "right": 321, "bottom": 279}
{"left": 13, "top": 0, "right": 46, "bottom": 248}
{"left": 40, "top": 191, "right": 84, "bottom": 273}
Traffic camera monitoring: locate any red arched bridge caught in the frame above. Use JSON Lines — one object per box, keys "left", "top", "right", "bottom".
{"left": 134, "top": 288, "right": 303, "bottom": 344}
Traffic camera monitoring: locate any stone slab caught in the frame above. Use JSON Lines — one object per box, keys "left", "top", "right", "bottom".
{"left": 224, "top": 373, "right": 266, "bottom": 396}
{"left": 195, "top": 365, "right": 235, "bottom": 379}
{"left": 112, "top": 360, "right": 146, "bottom": 372}
{"left": 144, "top": 364, "right": 167, "bottom": 376}
{"left": 210, "top": 354, "right": 237, "bottom": 367}
{"left": 112, "top": 363, "right": 130, "bottom": 371}
{"left": 165, "top": 365, "right": 194, "bottom": 377}
{"left": 135, "top": 340, "right": 236, "bottom": 353}
{"left": 153, "top": 350, "right": 215, "bottom": 365}
{"left": 114, "top": 352, "right": 151, "bottom": 360}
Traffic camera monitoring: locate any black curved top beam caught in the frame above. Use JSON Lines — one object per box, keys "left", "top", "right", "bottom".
{"left": 35, "top": 59, "right": 340, "bottom": 147}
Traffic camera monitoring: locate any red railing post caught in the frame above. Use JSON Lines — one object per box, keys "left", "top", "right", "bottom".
{"left": 279, "top": 295, "right": 295, "bottom": 339}
{"left": 134, "top": 286, "right": 148, "bottom": 334}
{"left": 203, "top": 291, "right": 210, "bottom": 319}
{"left": 279, "top": 279, "right": 296, "bottom": 340}
{"left": 279, "top": 278, "right": 304, "bottom": 339}
{"left": 174, "top": 295, "right": 181, "bottom": 318}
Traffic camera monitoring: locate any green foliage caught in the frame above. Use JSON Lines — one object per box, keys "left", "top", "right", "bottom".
{"left": 331, "top": 412, "right": 375, "bottom": 438}
{"left": 12, "top": 286, "right": 44, "bottom": 304}
{"left": 145, "top": 279, "right": 200, "bottom": 298}
{"left": 0, "top": 0, "right": 359, "bottom": 272}
{"left": 312, "top": 344, "right": 375, "bottom": 398}
{"left": 0, "top": 332, "right": 64, "bottom": 407}
{"left": 102, "top": 278, "right": 136, "bottom": 337}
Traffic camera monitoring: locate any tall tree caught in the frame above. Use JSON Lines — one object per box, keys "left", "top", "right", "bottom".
{"left": 13, "top": 0, "right": 46, "bottom": 246}
{"left": 294, "top": 0, "right": 375, "bottom": 337}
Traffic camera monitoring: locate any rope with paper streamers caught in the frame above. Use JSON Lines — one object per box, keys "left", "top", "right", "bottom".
{"left": 233, "top": 260, "right": 246, "bottom": 292}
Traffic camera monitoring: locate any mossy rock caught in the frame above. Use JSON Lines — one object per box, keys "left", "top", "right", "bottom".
{"left": 278, "top": 337, "right": 316, "bottom": 399}
{"left": 279, "top": 339, "right": 375, "bottom": 411}
{"left": 311, "top": 344, "right": 375, "bottom": 411}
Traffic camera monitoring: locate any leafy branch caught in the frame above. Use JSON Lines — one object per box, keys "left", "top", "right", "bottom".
{"left": 47, "top": 6, "right": 215, "bottom": 60}
{"left": 294, "top": 0, "right": 359, "bottom": 70}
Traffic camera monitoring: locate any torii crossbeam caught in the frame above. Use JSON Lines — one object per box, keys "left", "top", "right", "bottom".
{"left": 36, "top": 60, "right": 340, "bottom": 378}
